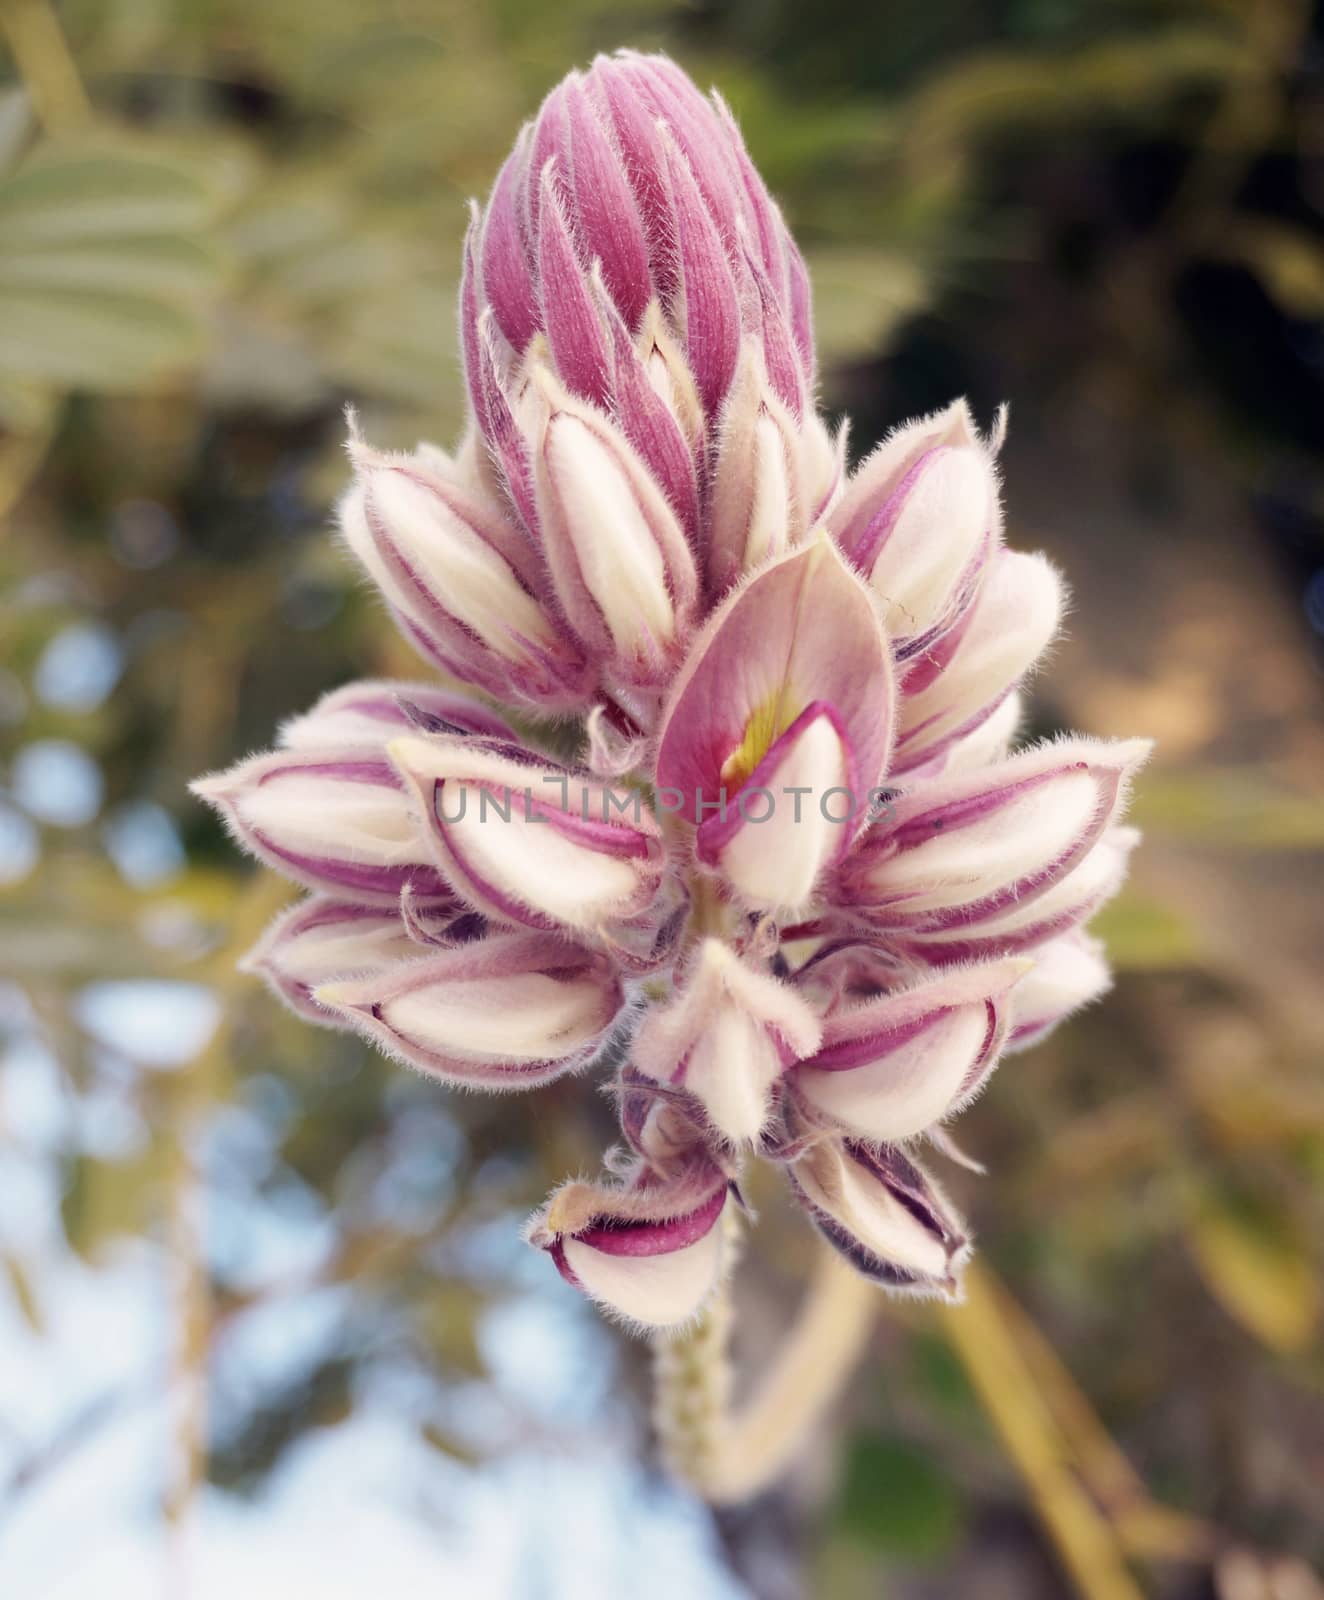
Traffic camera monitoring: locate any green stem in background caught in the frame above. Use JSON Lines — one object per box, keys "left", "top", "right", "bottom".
{"left": 940, "top": 1263, "right": 1147, "bottom": 1600}
{"left": 654, "top": 1228, "right": 878, "bottom": 1505}
{"left": 0, "top": 0, "right": 92, "bottom": 134}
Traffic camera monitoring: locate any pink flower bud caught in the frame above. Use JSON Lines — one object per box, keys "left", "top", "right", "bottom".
{"left": 527, "top": 1158, "right": 732, "bottom": 1328}
{"left": 894, "top": 549, "right": 1066, "bottom": 774}
{"left": 836, "top": 736, "right": 1151, "bottom": 938}
{"left": 339, "top": 442, "right": 592, "bottom": 711}
{"left": 469, "top": 52, "right": 813, "bottom": 438}
{"left": 191, "top": 748, "right": 448, "bottom": 905}
{"left": 241, "top": 895, "right": 433, "bottom": 1024}
{"left": 314, "top": 931, "right": 624, "bottom": 1088}
{"left": 1006, "top": 931, "right": 1112, "bottom": 1050}
{"left": 829, "top": 400, "right": 1000, "bottom": 654}
{"left": 533, "top": 376, "right": 699, "bottom": 685}
{"left": 387, "top": 733, "right": 664, "bottom": 939}
{"left": 788, "top": 1138, "right": 969, "bottom": 1299}
{"left": 633, "top": 939, "right": 822, "bottom": 1146}
{"left": 656, "top": 538, "right": 894, "bottom": 836}
{"left": 791, "top": 958, "right": 1030, "bottom": 1143}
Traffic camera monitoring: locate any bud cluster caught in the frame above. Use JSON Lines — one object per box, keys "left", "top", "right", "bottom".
{"left": 195, "top": 52, "right": 1149, "bottom": 1332}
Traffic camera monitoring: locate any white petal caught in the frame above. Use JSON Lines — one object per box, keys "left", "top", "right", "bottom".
{"left": 927, "top": 827, "right": 1136, "bottom": 943}
{"left": 264, "top": 914, "right": 417, "bottom": 983}
{"left": 545, "top": 413, "right": 676, "bottom": 648}
{"left": 380, "top": 971, "right": 610, "bottom": 1062}
{"left": 719, "top": 716, "right": 851, "bottom": 911}
{"left": 238, "top": 771, "right": 416, "bottom": 864}
{"left": 869, "top": 447, "right": 992, "bottom": 637}
{"left": 562, "top": 1223, "right": 724, "bottom": 1328}
{"left": 365, "top": 468, "right": 557, "bottom": 659}
{"left": 871, "top": 770, "right": 1100, "bottom": 915}
{"left": 939, "top": 692, "right": 1023, "bottom": 773}
{"left": 797, "top": 1148, "right": 953, "bottom": 1280}
{"left": 796, "top": 1004, "right": 991, "bottom": 1142}
{"left": 1009, "top": 934, "right": 1111, "bottom": 1048}
{"left": 901, "top": 551, "right": 1064, "bottom": 754}
{"left": 743, "top": 410, "right": 794, "bottom": 571}
{"left": 636, "top": 940, "right": 821, "bottom": 1145}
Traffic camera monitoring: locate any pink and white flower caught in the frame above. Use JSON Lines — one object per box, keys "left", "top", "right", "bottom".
{"left": 194, "top": 50, "right": 1149, "bottom": 1330}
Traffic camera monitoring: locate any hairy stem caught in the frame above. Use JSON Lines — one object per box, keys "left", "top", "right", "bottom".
{"left": 654, "top": 1238, "right": 877, "bottom": 1504}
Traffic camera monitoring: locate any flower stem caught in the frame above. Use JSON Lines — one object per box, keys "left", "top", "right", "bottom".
{"left": 653, "top": 1236, "right": 877, "bottom": 1504}
{"left": 0, "top": 0, "right": 92, "bottom": 134}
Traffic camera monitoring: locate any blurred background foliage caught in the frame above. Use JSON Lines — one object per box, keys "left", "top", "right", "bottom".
{"left": 2, "top": 0, "right": 1323, "bottom": 1596}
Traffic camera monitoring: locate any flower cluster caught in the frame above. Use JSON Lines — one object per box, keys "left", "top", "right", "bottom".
{"left": 194, "top": 52, "right": 1148, "bottom": 1331}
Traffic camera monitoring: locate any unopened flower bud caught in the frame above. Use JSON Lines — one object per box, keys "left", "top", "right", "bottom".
{"left": 387, "top": 733, "right": 664, "bottom": 939}
{"left": 241, "top": 895, "right": 430, "bottom": 1023}
{"left": 340, "top": 444, "right": 592, "bottom": 711}
{"left": 789, "top": 1138, "right": 969, "bottom": 1298}
{"left": 791, "top": 958, "right": 1029, "bottom": 1143}
{"left": 829, "top": 400, "right": 999, "bottom": 653}
{"left": 634, "top": 939, "right": 822, "bottom": 1146}
{"left": 527, "top": 1160, "right": 731, "bottom": 1328}
{"left": 191, "top": 748, "right": 447, "bottom": 904}
{"left": 315, "top": 931, "right": 624, "bottom": 1088}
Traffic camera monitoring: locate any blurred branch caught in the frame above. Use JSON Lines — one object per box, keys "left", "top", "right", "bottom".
{"left": 0, "top": 0, "right": 90, "bottom": 133}
{"left": 941, "top": 1263, "right": 1146, "bottom": 1600}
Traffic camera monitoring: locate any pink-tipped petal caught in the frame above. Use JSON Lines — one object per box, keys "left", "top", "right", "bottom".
{"left": 791, "top": 957, "right": 1030, "bottom": 1142}
{"left": 387, "top": 734, "right": 664, "bottom": 938}
{"left": 633, "top": 938, "right": 822, "bottom": 1146}
{"left": 192, "top": 749, "right": 446, "bottom": 905}
{"left": 789, "top": 1138, "right": 969, "bottom": 1299}
{"left": 315, "top": 931, "right": 624, "bottom": 1088}
{"left": 656, "top": 538, "right": 894, "bottom": 838}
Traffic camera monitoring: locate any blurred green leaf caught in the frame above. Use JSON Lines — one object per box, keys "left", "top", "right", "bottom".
{"left": 0, "top": 141, "right": 225, "bottom": 393}
{"left": 1132, "top": 770, "right": 1324, "bottom": 850}
{"left": 1090, "top": 892, "right": 1203, "bottom": 970}
{"left": 835, "top": 1434, "right": 964, "bottom": 1561}
{"left": 1187, "top": 1192, "right": 1321, "bottom": 1355}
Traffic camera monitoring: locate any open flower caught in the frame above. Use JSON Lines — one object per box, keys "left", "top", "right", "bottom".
{"left": 194, "top": 49, "right": 1149, "bottom": 1338}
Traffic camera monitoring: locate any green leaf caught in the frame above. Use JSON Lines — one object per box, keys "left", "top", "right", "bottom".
{"left": 1091, "top": 892, "right": 1202, "bottom": 971}
{"left": 1187, "top": 1193, "right": 1320, "bottom": 1355}
{"left": 0, "top": 148, "right": 216, "bottom": 243}
{"left": 1131, "top": 769, "right": 1324, "bottom": 850}
{"left": 835, "top": 1434, "right": 964, "bottom": 1560}
{"left": 0, "top": 288, "right": 205, "bottom": 387}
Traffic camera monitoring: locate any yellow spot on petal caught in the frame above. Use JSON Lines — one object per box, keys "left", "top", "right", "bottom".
{"left": 720, "top": 685, "right": 803, "bottom": 790}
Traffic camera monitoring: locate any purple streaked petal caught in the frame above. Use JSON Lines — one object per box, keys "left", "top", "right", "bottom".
{"left": 836, "top": 737, "right": 1150, "bottom": 935}
{"left": 480, "top": 128, "right": 539, "bottom": 352}
{"left": 788, "top": 1136, "right": 968, "bottom": 1299}
{"left": 314, "top": 929, "right": 625, "bottom": 1089}
{"left": 791, "top": 957, "right": 1029, "bottom": 1142}
{"left": 564, "top": 77, "right": 652, "bottom": 329}
{"left": 192, "top": 750, "right": 443, "bottom": 905}
{"left": 662, "top": 129, "right": 740, "bottom": 419}
{"left": 537, "top": 166, "right": 614, "bottom": 409}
